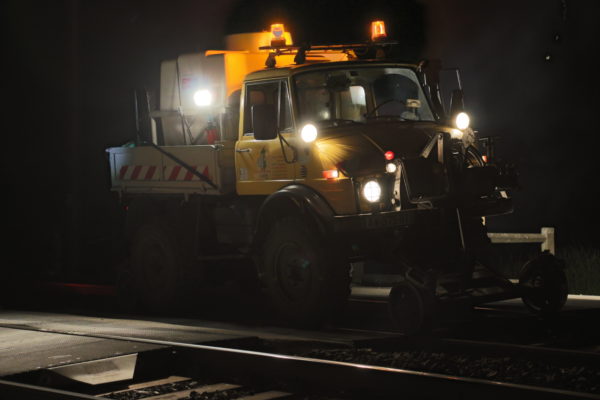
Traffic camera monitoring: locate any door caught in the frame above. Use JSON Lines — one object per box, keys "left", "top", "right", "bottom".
{"left": 236, "top": 79, "right": 296, "bottom": 195}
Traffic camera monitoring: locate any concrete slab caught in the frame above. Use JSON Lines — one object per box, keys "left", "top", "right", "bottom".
{"left": 0, "top": 310, "right": 390, "bottom": 347}
{"left": 0, "top": 326, "right": 161, "bottom": 377}
{"left": 0, "top": 312, "right": 257, "bottom": 377}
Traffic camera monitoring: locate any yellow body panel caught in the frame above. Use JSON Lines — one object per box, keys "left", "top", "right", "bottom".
{"left": 295, "top": 140, "right": 360, "bottom": 215}
{"left": 235, "top": 133, "right": 296, "bottom": 195}
{"left": 219, "top": 40, "right": 426, "bottom": 216}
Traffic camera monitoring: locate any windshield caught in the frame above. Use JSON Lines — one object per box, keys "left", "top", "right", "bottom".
{"left": 294, "top": 67, "right": 435, "bottom": 127}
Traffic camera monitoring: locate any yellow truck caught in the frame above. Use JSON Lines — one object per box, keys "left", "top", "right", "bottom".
{"left": 107, "top": 22, "right": 566, "bottom": 333}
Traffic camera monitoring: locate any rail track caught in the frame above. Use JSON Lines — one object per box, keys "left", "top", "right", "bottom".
{"left": 1, "top": 323, "right": 599, "bottom": 399}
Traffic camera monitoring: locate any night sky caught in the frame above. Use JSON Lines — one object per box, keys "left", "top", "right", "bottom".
{"left": 4, "top": 0, "right": 600, "bottom": 280}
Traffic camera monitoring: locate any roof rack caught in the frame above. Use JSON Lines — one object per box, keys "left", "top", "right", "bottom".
{"left": 259, "top": 41, "right": 399, "bottom": 68}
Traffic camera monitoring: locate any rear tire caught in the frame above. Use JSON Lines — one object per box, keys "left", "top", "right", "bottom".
{"left": 129, "top": 221, "right": 185, "bottom": 313}
{"left": 259, "top": 216, "right": 350, "bottom": 326}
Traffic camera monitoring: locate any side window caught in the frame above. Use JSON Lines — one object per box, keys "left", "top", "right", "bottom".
{"left": 243, "top": 80, "right": 293, "bottom": 135}
{"left": 244, "top": 82, "right": 279, "bottom": 135}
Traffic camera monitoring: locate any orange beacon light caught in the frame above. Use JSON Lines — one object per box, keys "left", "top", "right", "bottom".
{"left": 270, "top": 23, "right": 286, "bottom": 47}
{"left": 371, "top": 20, "right": 387, "bottom": 41}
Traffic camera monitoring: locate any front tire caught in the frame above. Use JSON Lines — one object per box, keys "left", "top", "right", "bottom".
{"left": 260, "top": 217, "right": 350, "bottom": 325}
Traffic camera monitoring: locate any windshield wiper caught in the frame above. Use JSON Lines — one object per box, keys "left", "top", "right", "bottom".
{"left": 365, "top": 115, "right": 408, "bottom": 121}
{"left": 364, "top": 98, "right": 406, "bottom": 119}
{"left": 319, "top": 119, "right": 364, "bottom": 127}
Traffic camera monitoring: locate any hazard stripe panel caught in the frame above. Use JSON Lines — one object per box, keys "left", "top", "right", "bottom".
{"left": 164, "top": 165, "right": 210, "bottom": 181}
{"left": 119, "top": 165, "right": 160, "bottom": 181}
{"left": 118, "top": 165, "right": 210, "bottom": 181}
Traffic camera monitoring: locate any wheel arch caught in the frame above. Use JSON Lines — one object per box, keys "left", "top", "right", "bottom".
{"left": 252, "top": 184, "right": 336, "bottom": 249}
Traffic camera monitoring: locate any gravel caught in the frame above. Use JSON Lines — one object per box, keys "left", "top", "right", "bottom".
{"left": 300, "top": 348, "right": 600, "bottom": 394}
{"left": 106, "top": 379, "right": 206, "bottom": 400}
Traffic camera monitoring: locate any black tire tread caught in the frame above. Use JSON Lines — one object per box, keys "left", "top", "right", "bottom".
{"left": 259, "top": 216, "right": 350, "bottom": 325}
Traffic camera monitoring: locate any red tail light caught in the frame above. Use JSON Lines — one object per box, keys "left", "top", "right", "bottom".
{"left": 322, "top": 169, "right": 339, "bottom": 179}
{"left": 384, "top": 150, "right": 395, "bottom": 161}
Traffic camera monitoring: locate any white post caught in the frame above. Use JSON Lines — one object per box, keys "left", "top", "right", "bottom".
{"left": 541, "top": 227, "right": 555, "bottom": 255}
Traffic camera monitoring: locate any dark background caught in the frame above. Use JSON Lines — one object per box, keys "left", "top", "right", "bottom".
{"left": 3, "top": 0, "right": 600, "bottom": 282}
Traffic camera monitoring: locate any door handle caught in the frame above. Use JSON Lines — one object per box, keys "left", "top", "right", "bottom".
{"left": 236, "top": 148, "right": 252, "bottom": 153}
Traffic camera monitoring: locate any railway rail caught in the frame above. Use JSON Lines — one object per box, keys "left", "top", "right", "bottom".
{"left": 0, "top": 323, "right": 599, "bottom": 399}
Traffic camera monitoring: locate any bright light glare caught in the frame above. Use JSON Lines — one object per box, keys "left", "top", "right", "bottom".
{"left": 363, "top": 180, "right": 381, "bottom": 203}
{"left": 386, "top": 162, "right": 397, "bottom": 173}
{"left": 301, "top": 124, "right": 318, "bottom": 142}
{"left": 455, "top": 112, "right": 470, "bottom": 130}
{"left": 450, "top": 129, "right": 464, "bottom": 139}
{"left": 193, "top": 89, "right": 212, "bottom": 107}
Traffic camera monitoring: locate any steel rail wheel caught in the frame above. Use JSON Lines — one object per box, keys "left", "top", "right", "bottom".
{"left": 519, "top": 252, "right": 568, "bottom": 315}
{"left": 260, "top": 217, "right": 350, "bottom": 325}
{"left": 388, "top": 280, "right": 436, "bottom": 335}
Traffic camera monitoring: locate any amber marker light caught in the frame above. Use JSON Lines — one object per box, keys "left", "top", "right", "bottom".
{"left": 371, "top": 20, "right": 387, "bottom": 41}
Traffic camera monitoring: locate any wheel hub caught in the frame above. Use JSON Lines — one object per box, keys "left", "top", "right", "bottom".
{"left": 275, "top": 242, "right": 313, "bottom": 301}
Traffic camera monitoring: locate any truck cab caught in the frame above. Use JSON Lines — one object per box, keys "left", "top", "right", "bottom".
{"left": 107, "top": 22, "right": 526, "bottom": 333}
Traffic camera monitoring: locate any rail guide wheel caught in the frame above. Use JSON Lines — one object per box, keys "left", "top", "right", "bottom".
{"left": 388, "top": 280, "right": 436, "bottom": 335}
{"left": 518, "top": 252, "right": 568, "bottom": 315}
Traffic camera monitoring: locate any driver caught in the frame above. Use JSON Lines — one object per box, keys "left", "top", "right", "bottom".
{"left": 372, "top": 74, "right": 419, "bottom": 117}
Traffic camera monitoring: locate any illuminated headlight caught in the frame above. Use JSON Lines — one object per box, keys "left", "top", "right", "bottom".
{"left": 363, "top": 180, "right": 382, "bottom": 203}
{"left": 386, "top": 162, "right": 397, "bottom": 173}
{"left": 301, "top": 123, "right": 318, "bottom": 143}
{"left": 455, "top": 112, "right": 470, "bottom": 130}
{"left": 193, "top": 89, "right": 212, "bottom": 107}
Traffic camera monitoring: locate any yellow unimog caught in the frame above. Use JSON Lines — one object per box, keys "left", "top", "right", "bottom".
{"left": 107, "top": 22, "right": 567, "bottom": 333}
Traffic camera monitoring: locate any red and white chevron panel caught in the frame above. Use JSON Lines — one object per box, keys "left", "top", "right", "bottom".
{"left": 164, "top": 165, "right": 210, "bottom": 181}
{"left": 118, "top": 165, "right": 210, "bottom": 181}
{"left": 118, "top": 165, "right": 159, "bottom": 181}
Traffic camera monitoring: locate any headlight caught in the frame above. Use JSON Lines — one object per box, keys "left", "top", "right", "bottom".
{"left": 363, "top": 180, "right": 382, "bottom": 203}
{"left": 301, "top": 123, "right": 318, "bottom": 143}
{"left": 455, "top": 112, "right": 470, "bottom": 130}
{"left": 193, "top": 89, "right": 212, "bottom": 107}
{"left": 386, "top": 162, "right": 397, "bottom": 173}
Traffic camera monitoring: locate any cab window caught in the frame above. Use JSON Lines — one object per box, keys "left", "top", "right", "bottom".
{"left": 244, "top": 80, "right": 292, "bottom": 135}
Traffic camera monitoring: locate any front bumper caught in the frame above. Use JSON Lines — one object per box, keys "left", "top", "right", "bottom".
{"left": 331, "top": 208, "right": 440, "bottom": 233}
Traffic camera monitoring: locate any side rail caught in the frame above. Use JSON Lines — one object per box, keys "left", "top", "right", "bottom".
{"left": 487, "top": 227, "right": 555, "bottom": 255}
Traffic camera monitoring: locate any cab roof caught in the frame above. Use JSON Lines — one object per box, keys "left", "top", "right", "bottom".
{"left": 244, "top": 59, "right": 419, "bottom": 82}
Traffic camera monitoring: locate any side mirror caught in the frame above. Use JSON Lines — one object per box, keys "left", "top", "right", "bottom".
{"left": 449, "top": 89, "right": 465, "bottom": 116}
{"left": 252, "top": 104, "right": 278, "bottom": 140}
